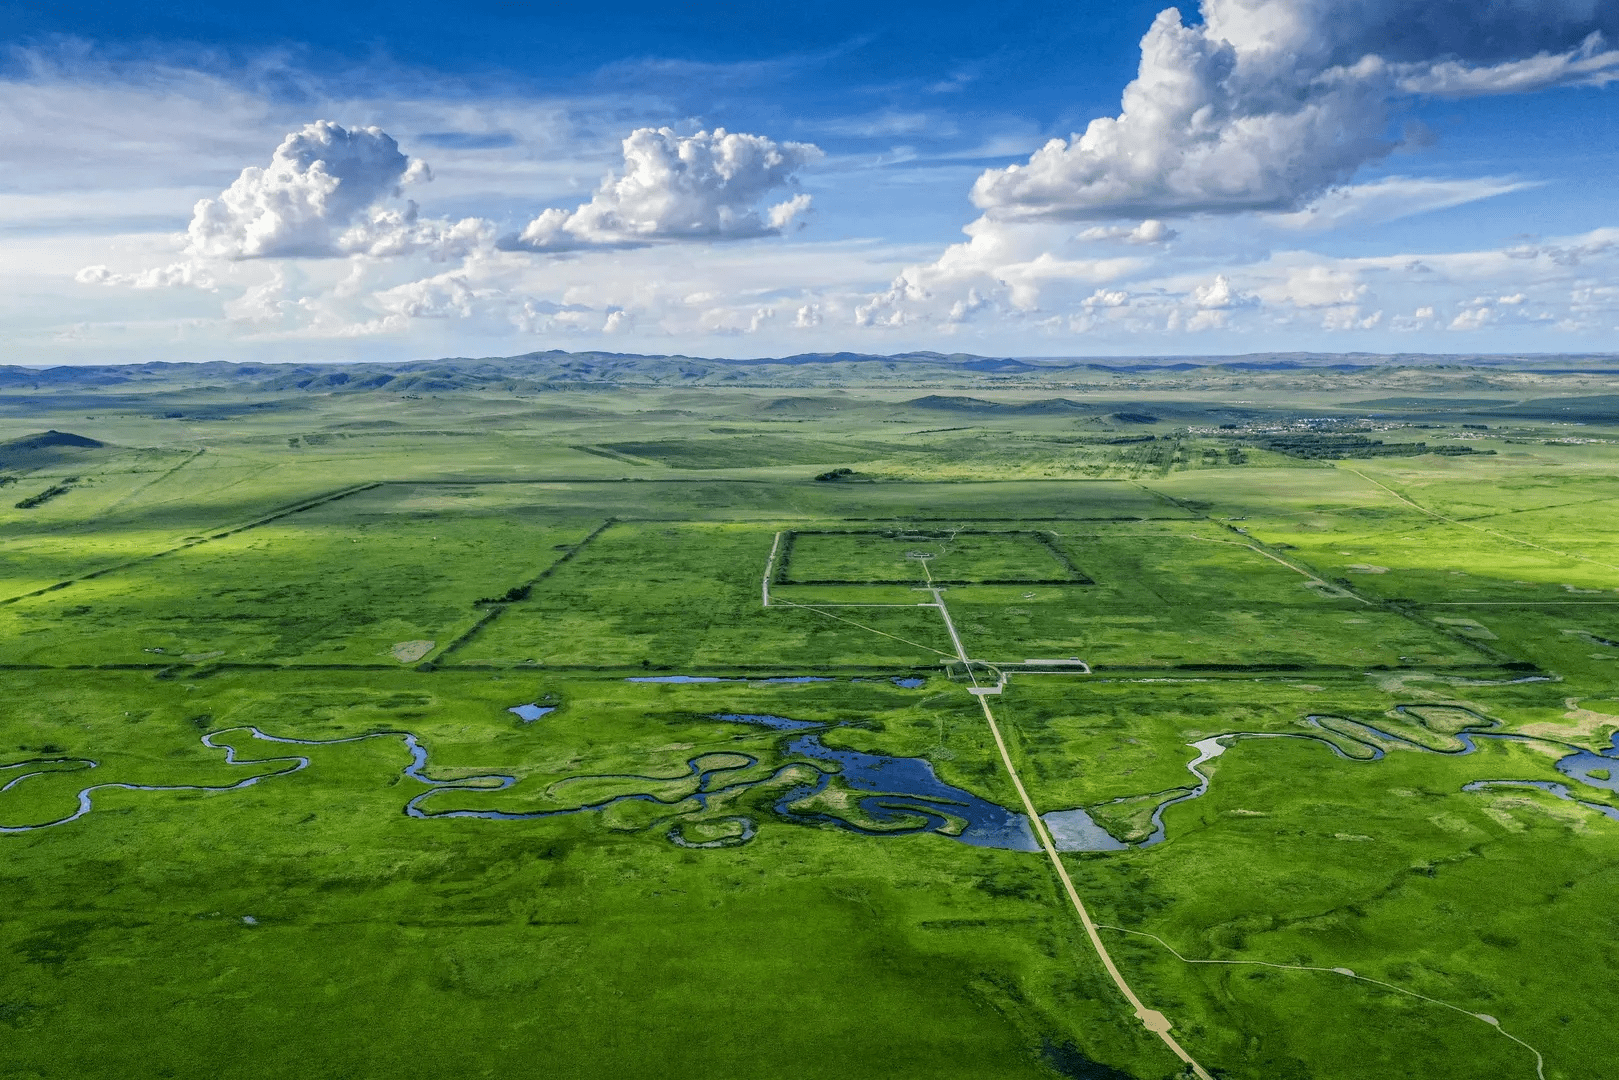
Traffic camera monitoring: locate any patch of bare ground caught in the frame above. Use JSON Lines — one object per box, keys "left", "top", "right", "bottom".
{"left": 390, "top": 640, "right": 435, "bottom": 663}
{"left": 1518, "top": 698, "right": 1619, "bottom": 743}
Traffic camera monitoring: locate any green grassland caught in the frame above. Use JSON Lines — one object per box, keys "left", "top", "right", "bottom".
{"left": 1, "top": 358, "right": 1617, "bottom": 1080}
{"left": 0, "top": 510, "right": 600, "bottom": 665}
{"left": 781, "top": 530, "right": 1083, "bottom": 585}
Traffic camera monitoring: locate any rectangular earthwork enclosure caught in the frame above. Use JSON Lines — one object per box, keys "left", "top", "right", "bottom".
{"left": 775, "top": 529, "right": 1092, "bottom": 586}
{"left": 457, "top": 521, "right": 958, "bottom": 668}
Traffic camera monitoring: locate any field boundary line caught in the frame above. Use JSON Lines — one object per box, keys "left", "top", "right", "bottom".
{"left": 770, "top": 597, "right": 955, "bottom": 657}
{"left": 97, "top": 446, "right": 208, "bottom": 517}
{"left": 763, "top": 602, "right": 933, "bottom": 608}
{"left": 1345, "top": 467, "right": 1619, "bottom": 574}
{"left": 429, "top": 517, "right": 617, "bottom": 667}
{"left": 0, "top": 661, "right": 1528, "bottom": 679}
{"left": 1426, "top": 600, "right": 1619, "bottom": 605}
{"left": 1150, "top": 485, "right": 1513, "bottom": 664}
{"left": 762, "top": 531, "right": 782, "bottom": 607}
{"left": 1183, "top": 532, "right": 1374, "bottom": 606}
{"left": 1139, "top": 484, "right": 1375, "bottom": 607}
{"left": 1099, "top": 924, "right": 1545, "bottom": 1080}
{"left": 0, "top": 481, "right": 383, "bottom": 606}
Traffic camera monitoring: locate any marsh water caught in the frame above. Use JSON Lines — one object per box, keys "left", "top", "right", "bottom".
{"left": 5, "top": 700, "right": 1615, "bottom": 853}
{"left": 710, "top": 713, "right": 1036, "bottom": 849}
{"left": 1042, "top": 808, "right": 1129, "bottom": 851}
{"left": 0, "top": 727, "right": 398, "bottom": 834}
{"left": 1550, "top": 732, "right": 1619, "bottom": 792}
{"left": 1113, "top": 710, "right": 1619, "bottom": 849}
{"left": 780, "top": 734, "right": 1036, "bottom": 850}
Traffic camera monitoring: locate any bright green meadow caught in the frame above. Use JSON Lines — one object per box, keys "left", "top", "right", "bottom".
{"left": 1, "top": 356, "right": 1616, "bottom": 1080}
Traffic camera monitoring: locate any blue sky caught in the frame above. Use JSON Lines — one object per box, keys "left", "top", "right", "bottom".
{"left": 6, "top": 0, "right": 1619, "bottom": 362}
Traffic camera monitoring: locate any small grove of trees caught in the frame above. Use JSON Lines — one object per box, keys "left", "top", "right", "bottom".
{"left": 15, "top": 478, "right": 76, "bottom": 509}
{"left": 473, "top": 584, "right": 532, "bottom": 605}
{"left": 1251, "top": 434, "right": 1494, "bottom": 460}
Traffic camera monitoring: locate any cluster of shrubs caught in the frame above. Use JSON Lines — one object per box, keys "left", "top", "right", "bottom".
{"left": 14, "top": 478, "right": 76, "bottom": 509}
{"left": 473, "top": 584, "right": 532, "bottom": 605}
{"left": 1252, "top": 434, "right": 1493, "bottom": 460}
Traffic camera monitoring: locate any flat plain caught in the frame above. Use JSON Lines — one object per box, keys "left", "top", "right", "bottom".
{"left": 1, "top": 355, "right": 1616, "bottom": 1080}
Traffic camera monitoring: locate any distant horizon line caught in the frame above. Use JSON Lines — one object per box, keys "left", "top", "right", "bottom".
{"left": 6, "top": 348, "right": 1619, "bottom": 373}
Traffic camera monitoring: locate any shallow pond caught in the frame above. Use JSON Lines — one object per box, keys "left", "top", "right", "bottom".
{"left": 1042, "top": 808, "right": 1128, "bottom": 852}
{"left": 1552, "top": 732, "right": 1619, "bottom": 792}
{"left": 773, "top": 732, "right": 1036, "bottom": 851}
{"left": 711, "top": 713, "right": 822, "bottom": 731}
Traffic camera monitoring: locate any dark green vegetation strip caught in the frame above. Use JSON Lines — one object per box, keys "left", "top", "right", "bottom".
{"left": 1250, "top": 433, "right": 1496, "bottom": 459}
{"left": 0, "top": 481, "right": 383, "bottom": 605}
{"left": 429, "top": 518, "right": 618, "bottom": 667}
{"left": 13, "top": 479, "right": 75, "bottom": 509}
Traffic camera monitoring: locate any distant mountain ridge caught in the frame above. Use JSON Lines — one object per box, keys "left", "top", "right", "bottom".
{"left": 1, "top": 349, "right": 1616, "bottom": 395}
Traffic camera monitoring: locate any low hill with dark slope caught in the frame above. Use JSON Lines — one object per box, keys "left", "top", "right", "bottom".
{"left": 1489, "top": 395, "right": 1619, "bottom": 422}
{"left": 4, "top": 430, "right": 103, "bottom": 450}
{"left": 1351, "top": 397, "right": 1514, "bottom": 411}
{"left": 959, "top": 357, "right": 1042, "bottom": 372}
{"left": 756, "top": 395, "right": 853, "bottom": 414}
{"left": 766, "top": 351, "right": 1039, "bottom": 372}
{"left": 0, "top": 430, "right": 109, "bottom": 472}
{"left": 902, "top": 395, "right": 1092, "bottom": 414}
{"left": 262, "top": 369, "right": 402, "bottom": 392}
{"left": 1009, "top": 398, "right": 1089, "bottom": 414}
{"left": 904, "top": 395, "right": 1006, "bottom": 412}
{"left": 1348, "top": 394, "right": 1619, "bottom": 423}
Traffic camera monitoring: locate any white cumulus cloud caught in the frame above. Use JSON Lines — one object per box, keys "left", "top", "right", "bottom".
{"left": 517, "top": 127, "right": 821, "bottom": 250}
{"left": 187, "top": 121, "right": 431, "bottom": 259}
{"left": 76, "top": 120, "right": 498, "bottom": 290}
{"left": 337, "top": 207, "right": 494, "bottom": 260}
{"left": 855, "top": 216, "right": 1148, "bottom": 326}
{"left": 856, "top": 0, "right": 1619, "bottom": 335}
{"left": 969, "top": 0, "right": 1619, "bottom": 223}
{"left": 76, "top": 261, "right": 215, "bottom": 290}
{"left": 1078, "top": 219, "right": 1177, "bottom": 244}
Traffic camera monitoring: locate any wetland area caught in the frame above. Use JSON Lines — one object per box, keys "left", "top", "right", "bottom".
{"left": 1, "top": 354, "right": 1617, "bottom": 1080}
